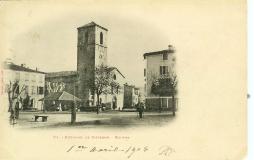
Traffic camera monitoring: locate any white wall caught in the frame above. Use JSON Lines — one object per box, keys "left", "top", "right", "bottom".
{"left": 145, "top": 53, "right": 175, "bottom": 97}
{"left": 95, "top": 26, "right": 108, "bottom": 66}
{"left": 2, "top": 69, "right": 45, "bottom": 110}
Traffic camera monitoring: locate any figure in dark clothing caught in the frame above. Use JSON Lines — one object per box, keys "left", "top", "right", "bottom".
{"left": 71, "top": 102, "right": 76, "bottom": 124}
{"left": 15, "top": 102, "right": 19, "bottom": 119}
{"left": 137, "top": 103, "right": 144, "bottom": 118}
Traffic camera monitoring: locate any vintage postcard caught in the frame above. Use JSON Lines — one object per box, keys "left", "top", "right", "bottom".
{"left": 0, "top": 0, "right": 247, "bottom": 160}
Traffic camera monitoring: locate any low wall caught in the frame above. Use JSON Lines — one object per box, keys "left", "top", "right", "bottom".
{"left": 145, "top": 97, "right": 178, "bottom": 111}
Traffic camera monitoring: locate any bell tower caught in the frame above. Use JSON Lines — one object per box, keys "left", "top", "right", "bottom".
{"left": 77, "top": 22, "right": 108, "bottom": 106}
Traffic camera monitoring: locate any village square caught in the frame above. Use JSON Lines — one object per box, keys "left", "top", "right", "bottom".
{"left": 1, "top": 22, "right": 178, "bottom": 129}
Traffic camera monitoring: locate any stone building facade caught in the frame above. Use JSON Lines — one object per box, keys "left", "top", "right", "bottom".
{"left": 143, "top": 45, "right": 176, "bottom": 97}
{"left": 45, "top": 22, "right": 127, "bottom": 110}
{"left": 77, "top": 22, "right": 108, "bottom": 106}
{"left": 45, "top": 67, "right": 126, "bottom": 110}
{"left": 2, "top": 61, "right": 45, "bottom": 111}
{"left": 45, "top": 71, "right": 78, "bottom": 96}
{"left": 143, "top": 45, "right": 177, "bottom": 110}
{"left": 123, "top": 84, "right": 140, "bottom": 109}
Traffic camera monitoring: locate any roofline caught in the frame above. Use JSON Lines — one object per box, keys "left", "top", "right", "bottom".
{"left": 5, "top": 68, "right": 46, "bottom": 74}
{"left": 77, "top": 22, "right": 108, "bottom": 31}
{"left": 45, "top": 71, "right": 78, "bottom": 78}
{"left": 3, "top": 63, "right": 46, "bottom": 74}
{"left": 115, "top": 68, "right": 125, "bottom": 78}
{"left": 143, "top": 49, "right": 175, "bottom": 59}
{"left": 108, "top": 67, "right": 125, "bottom": 78}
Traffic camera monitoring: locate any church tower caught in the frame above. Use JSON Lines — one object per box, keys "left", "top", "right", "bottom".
{"left": 77, "top": 22, "right": 108, "bottom": 106}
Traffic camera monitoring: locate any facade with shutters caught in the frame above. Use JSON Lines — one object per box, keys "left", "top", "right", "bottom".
{"left": 143, "top": 45, "right": 176, "bottom": 97}
{"left": 143, "top": 45, "right": 177, "bottom": 110}
{"left": 2, "top": 61, "right": 45, "bottom": 111}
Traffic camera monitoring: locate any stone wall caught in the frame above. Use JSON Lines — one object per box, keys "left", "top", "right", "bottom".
{"left": 77, "top": 24, "right": 108, "bottom": 107}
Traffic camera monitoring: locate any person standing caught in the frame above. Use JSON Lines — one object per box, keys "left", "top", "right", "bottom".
{"left": 15, "top": 101, "right": 19, "bottom": 119}
{"left": 137, "top": 102, "right": 144, "bottom": 118}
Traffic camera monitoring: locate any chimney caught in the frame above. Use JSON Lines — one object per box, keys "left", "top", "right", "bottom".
{"left": 21, "top": 63, "right": 26, "bottom": 67}
{"left": 35, "top": 67, "right": 38, "bottom": 71}
{"left": 168, "top": 44, "right": 175, "bottom": 53}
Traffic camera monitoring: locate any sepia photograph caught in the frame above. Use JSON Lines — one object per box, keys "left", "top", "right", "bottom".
{"left": 1, "top": 20, "right": 178, "bottom": 129}
{"left": 0, "top": 1, "right": 247, "bottom": 160}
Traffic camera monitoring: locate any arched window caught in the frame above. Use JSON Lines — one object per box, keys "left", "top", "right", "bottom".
{"left": 113, "top": 74, "right": 116, "bottom": 80}
{"left": 100, "top": 32, "right": 103, "bottom": 44}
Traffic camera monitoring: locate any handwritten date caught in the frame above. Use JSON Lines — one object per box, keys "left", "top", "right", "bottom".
{"left": 66, "top": 145, "right": 175, "bottom": 158}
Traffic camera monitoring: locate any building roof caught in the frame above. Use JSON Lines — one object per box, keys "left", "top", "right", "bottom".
{"left": 107, "top": 67, "right": 125, "bottom": 78}
{"left": 40, "top": 91, "right": 81, "bottom": 101}
{"left": 46, "top": 71, "right": 77, "bottom": 78}
{"left": 2, "top": 62, "right": 45, "bottom": 74}
{"left": 77, "top": 21, "right": 108, "bottom": 31}
{"left": 143, "top": 47, "right": 175, "bottom": 59}
{"left": 46, "top": 67, "right": 125, "bottom": 79}
{"left": 124, "top": 83, "right": 140, "bottom": 90}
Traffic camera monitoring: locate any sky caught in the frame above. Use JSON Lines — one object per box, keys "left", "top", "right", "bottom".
{"left": 1, "top": 2, "right": 175, "bottom": 87}
{"left": 1, "top": 0, "right": 244, "bottom": 88}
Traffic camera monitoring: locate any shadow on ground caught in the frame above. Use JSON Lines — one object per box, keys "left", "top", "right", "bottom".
{"left": 15, "top": 112, "right": 176, "bottom": 130}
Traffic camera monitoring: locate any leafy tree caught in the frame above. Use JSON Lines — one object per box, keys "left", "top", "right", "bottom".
{"left": 93, "top": 65, "right": 120, "bottom": 114}
{"left": 7, "top": 81, "right": 25, "bottom": 124}
{"left": 151, "top": 73, "right": 177, "bottom": 115}
{"left": 45, "top": 81, "right": 65, "bottom": 94}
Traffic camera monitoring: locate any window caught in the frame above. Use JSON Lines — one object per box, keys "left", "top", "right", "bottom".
{"left": 134, "top": 89, "right": 139, "bottom": 95}
{"left": 116, "top": 86, "right": 119, "bottom": 94}
{"left": 31, "top": 74, "right": 36, "bottom": 82}
{"left": 144, "top": 69, "right": 146, "bottom": 77}
{"left": 38, "top": 87, "right": 44, "bottom": 95}
{"left": 163, "top": 53, "right": 168, "bottom": 60}
{"left": 100, "top": 32, "right": 103, "bottom": 44}
{"left": 25, "top": 73, "right": 29, "bottom": 81}
{"left": 160, "top": 66, "right": 169, "bottom": 75}
{"left": 113, "top": 74, "right": 116, "bottom": 80}
{"left": 15, "top": 72, "right": 20, "bottom": 80}
{"left": 31, "top": 86, "right": 36, "bottom": 95}
{"left": 85, "top": 32, "right": 88, "bottom": 43}
{"left": 38, "top": 75, "right": 43, "bottom": 83}
{"left": 25, "top": 85, "right": 29, "bottom": 94}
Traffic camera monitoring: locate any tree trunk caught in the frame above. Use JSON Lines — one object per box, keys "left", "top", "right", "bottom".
{"left": 8, "top": 92, "right": 12, "bottom": 112}
{"left": 172, "top": 92, "right": 175, "bottom": 116}
{"left": 96, "top": 93, "right": 100, "bottom": 114}
{"left": 10, "top": 100, "right": 16, "bottom": 125}
{"left": 71, "top": 102, "right": 76, "bottom": 124}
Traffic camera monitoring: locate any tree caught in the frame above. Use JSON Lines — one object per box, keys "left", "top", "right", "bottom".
{"left": 45, "top": 81, "right": 65, "bottom": 94}
{"left": 151, "top": 73, "right": 177, "bottom": 116}
{"left": 44, "top": 81, "right": 66, "bottom": 111}
{"left": 93, "top": 65, "right": 120, "bottom": 114}
{"left": 7, "top": 81, "right": 25, "bottom": 124}
{"left": 22, "top": 94, "right": 30, "bottom": 110}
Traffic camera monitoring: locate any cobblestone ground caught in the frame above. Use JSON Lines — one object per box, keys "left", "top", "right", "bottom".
{"left": 13, "top": 111, "right": 176, "bottom": 129}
